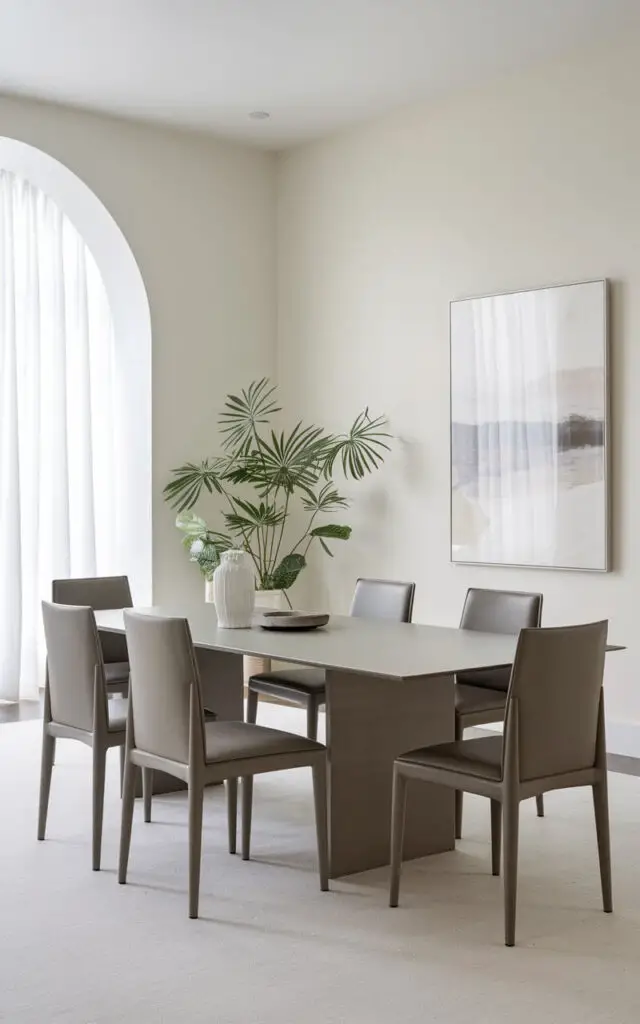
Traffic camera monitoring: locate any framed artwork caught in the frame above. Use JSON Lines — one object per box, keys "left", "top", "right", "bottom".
{"left": 450, "top": 279, "right": 609, "bottom": 571}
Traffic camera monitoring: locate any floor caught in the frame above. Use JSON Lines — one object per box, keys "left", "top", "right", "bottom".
{"left": 2, "top": 703, "right": 640, "bottom": 1023}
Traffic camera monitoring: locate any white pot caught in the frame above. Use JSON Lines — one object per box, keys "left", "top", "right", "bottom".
{"left": 255, "top": 588, "right": 286, "bottom": 612}
{"left": 212, "top": 550, "right": 255, "bottom": 628}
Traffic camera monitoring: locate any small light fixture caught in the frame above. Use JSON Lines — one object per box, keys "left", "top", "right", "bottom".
{"left": 249, "top": 110, "right": 270, "bottom": 120}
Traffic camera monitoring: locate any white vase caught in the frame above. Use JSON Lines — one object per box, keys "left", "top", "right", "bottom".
{"left": 212, "top": 550, "right": 255, "bottom": 628}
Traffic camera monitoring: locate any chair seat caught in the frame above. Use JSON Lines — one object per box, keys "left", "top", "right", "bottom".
{"left": 455, "top": 683, "right": 506, "bottom": 719}
{"left": 204, "top": 719, "right": 323, "bottom": 764}
{"left": 397, "top": 735, "right": 504, "bottom": 782}
{"left": 107, "top": 698, "right": 128, "bottom": 733}
{"left": 456, "top": 666, "right": 511, "bottom": 690}
{"left": 104, "top": 661, "right": 130, "bottom": 687}
{"left": 249, "top": 668, "right": 327, "bottom": 696}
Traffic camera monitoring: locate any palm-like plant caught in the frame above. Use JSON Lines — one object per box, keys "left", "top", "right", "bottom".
{"left": 164, "top": 379, "right": 390, "bottom": 597}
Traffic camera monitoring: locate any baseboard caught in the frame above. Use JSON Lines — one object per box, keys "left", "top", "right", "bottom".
{"left": 605, "top": 721, "right": 640, "bottom": 759}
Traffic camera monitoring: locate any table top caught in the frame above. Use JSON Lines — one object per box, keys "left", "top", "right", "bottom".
{"left": 96, "top": 604, "right": 533, "bottom": 680}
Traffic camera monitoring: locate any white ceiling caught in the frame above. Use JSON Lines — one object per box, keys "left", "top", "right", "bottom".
{"left": 0, "top": 0, "right": 637, "bottom": 148}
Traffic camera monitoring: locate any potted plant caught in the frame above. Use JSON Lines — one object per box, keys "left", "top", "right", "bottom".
{"left": 163, "top": 379, "right": 390, "bottom": 607}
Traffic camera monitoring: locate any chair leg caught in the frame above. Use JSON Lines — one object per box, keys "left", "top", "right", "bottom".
{"left": 119, "top": 744, "right": 125, "bottom": 797}
{"left": 454, "top": 716, "right": 463, "bottom": 839}
{"left": 311, "top": 759, "right": 329, "bottom": 890}
{"left": 227, "top": 778, "right": 238, "bottom": 854}
{"left": 188, "top": 781, "right": 204, "bottom": 920}
{"left": 503, "top": 799, "right": 520, "bottom": 946}
{"left": 389, "top": 768, "right": 408, "bottom": 907}
{"left": 92, "top": 743, "right": 107, "bottom": 871}
{"left": 306, "top": 698, "right": 319, "bottom": 742}
{"left": 242, "top": 776, "right": 254, "bottom": 861}
{"left": 246, "top": 687, "right": 259, "bottom": 724}
{"left": 142, "top": 768, "right": 153, "bottom": 823}
{"left": 118, "top": 756, "right": 137, "bottom": 884}
{"left": 535, "top": 794, "right": 544, "bottom": 818}
{"left": 490, "top": 799, "right": 502, "bottom": 876}
{"left": 37, "top": 729, "right": 55, "bottom": 841}
{"left": 593, "top": 779, "right": 613, "bottom": 913}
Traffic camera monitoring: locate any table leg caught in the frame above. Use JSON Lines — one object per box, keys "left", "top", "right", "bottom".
{"left": 325, "top": 671, "right": 455, "bottom": 877}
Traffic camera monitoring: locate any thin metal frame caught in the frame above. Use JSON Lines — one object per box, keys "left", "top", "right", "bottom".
{"left": 449, "top": 278, "right": 610, "bottom": 573}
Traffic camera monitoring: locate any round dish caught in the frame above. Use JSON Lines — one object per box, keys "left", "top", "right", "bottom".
{"left": 258, "top": 611, "right": 330, "bottom": 631}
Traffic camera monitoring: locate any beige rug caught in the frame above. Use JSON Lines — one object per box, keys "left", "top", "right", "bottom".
{"left": 1, "top": 704, "right": 639, "bottom": 1024}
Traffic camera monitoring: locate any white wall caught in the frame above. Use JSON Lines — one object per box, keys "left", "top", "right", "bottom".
{"left": 276, "top": 37, "right": 640, "bottom": 752}
{"left": 0, "top": 93, "right": 277, "bottom": 606}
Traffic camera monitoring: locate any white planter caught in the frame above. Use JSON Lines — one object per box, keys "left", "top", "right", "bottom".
{"left": 255, "top": 589, "right": 286, "bottom": 612}
{"left": 212, "top": 550, "right": 255, "bottom": 628}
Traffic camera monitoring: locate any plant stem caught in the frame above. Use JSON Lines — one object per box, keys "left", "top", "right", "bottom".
{"left": 270, "top": 491, "right": 290, "bottom": 576}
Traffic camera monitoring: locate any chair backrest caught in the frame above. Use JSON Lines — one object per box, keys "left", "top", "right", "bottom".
{"left": 52, "top": 576, "right": 132, "bottom": 663}
{"left": 41, "top": 600, "right": 104, "bottom": 732}
{"left": 51, "top": 575, "right": 133, "bottom": 610}
{"left": 505, "top": 621, "right": 608, "bottom": 782}
{"left": 350, "top": 578, "right": 415, "bottom": 623}
{"left": 458, "top": 588, "right": 543, "bottom": 691}
{"left": 123, "top": 611, "right": 204, "bottom": 765}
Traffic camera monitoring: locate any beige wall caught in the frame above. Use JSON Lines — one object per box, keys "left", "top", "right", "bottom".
{"left": 276, "top": 38, "right": 640, "bottom": 750}
{"left": 0, "top": 93, "right": 276, "bottom": 606}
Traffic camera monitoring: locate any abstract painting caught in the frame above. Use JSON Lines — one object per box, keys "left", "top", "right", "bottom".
{"left": 450, "top": 280, "right": 609, "bottom": 570}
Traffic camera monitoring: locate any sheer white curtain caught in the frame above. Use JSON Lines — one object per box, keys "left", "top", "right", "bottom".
{"left": 0, "top": 170, "right": 119, "bottom": 700}
{"left": 470, "top": 290, "right": 560, "bottom": 565}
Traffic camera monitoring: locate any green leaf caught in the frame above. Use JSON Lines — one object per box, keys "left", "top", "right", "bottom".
{"left": 242, "top": 423, "right": 327, "bottom": 494}
{"left": 218, "top": 378, "right": 281, "bottom": 453}
{"left": 310, "top": 524, "right": 352, "bottom": 541}
{"left": 175, "top": 512, "right": 209, "bottom": 537}
{"left": 270, "top": 553, "right": 306, "bottom": 591}
{"left": 318, "top": 537, "right": 334, "bottom": 557}
{"left": 300, "top": 483, "right": 350, "bottom": 513}
{"left": 163, "top": 459, "right": 226, "bottom": 511}
{"left": 322, "top": 409, "right": 391, "bottom": 481}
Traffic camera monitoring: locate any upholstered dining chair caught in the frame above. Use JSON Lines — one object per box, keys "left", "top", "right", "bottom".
{"left": 52, "top": 576, "right": 133, "bottom": 696}
{"left": 247, "top": 578, "right": 416, "bottom": 740}
{"left": 39, "top": 601, "right": 128, "bottom": 870}
{"left": 389, "top": 621, "right": 611, "bottom": 946}
{"left": 119, "top": 611, "right": 329, "bottom": 919}
{"left": 455, "top": 588, "right": 543, "bottom": 838}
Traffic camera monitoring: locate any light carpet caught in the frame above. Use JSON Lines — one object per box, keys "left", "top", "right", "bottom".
{"left": 1, "top": 704, "right": 640, "bottom": 1024}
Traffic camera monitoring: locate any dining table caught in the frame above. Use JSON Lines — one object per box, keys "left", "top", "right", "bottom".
{"left": 95, "top": 604, "right": 622, "bottom": 879}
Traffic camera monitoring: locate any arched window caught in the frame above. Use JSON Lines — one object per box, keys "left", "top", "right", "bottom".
{"left": 0, "top": 152, "right": 151, "bottom": 701}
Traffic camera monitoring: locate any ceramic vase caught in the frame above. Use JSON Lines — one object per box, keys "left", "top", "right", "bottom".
{"left": 212, "top": 550, "right": 255, "bottom": 628}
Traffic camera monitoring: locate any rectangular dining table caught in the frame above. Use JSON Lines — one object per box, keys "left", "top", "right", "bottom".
{"left": 95, "top": 605, "right": 621, "bottom": 878}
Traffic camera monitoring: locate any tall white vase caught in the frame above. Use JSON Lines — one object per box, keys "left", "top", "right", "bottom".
{"left": 212, "top": 550, "right": 255, "bottom": 628}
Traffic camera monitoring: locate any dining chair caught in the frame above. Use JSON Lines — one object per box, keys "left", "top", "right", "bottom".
{"left": 455, "top": 588, "right": 543, "bottom": 838}
{"left": 247, "top": 578, "right": 416, "bottom": 740}
{"left": 39, "top": 601, "right": 128, "bottom": 870}
{"left": 52, "top": 576, "right": 133, "bottom": 696}
{"left": 389, "top": 620, "right": 611, "bottom": 946}
{"left": 119, "top": 611, "right": 329, "bottom": 919}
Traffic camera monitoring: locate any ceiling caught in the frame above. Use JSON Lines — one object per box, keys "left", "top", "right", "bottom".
{"left": 0, "top": 0, "right": 638, "bottom": 148}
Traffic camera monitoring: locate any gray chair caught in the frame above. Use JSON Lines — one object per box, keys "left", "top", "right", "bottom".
{"left": 247, "top": 578, "right": 416, "bottom": 740}
{"left": 39, "top": 601, "right": 128, "bottom": 870}
{"left": 52, "top": 576, "right": 133, "bottom": 695}
{"left": 390, "top": 621, "right": 611, "bottom": 946}
{"left": 455, "top": 588, "right": 543, "bottom": 838}
{"left": 119, "top": 611, "right": 329, "bottom": 919}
